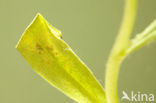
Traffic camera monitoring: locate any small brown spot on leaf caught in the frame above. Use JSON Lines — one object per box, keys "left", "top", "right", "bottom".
{"left": 46, "top": 46, "right": 53, "bottom": 51}
{"left": 36, "top": 44, "right": 43, "bottom": 54}
{"left": 36, "top": 44, "right": 43, "bottom": 50}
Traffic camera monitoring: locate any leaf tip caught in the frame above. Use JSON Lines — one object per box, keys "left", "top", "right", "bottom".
{"left": 36, "top": 13, "right": 43, "bottom": 20}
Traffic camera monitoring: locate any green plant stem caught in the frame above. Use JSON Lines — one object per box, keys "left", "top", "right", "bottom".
{"left": 126, "top": 31, "right": 156, "bottom": 55}
{"left": 105, "top": 0, "right": 138, "bottom": 103}
{"left": 126, "top": 20, "right": 156, "bottom": 55}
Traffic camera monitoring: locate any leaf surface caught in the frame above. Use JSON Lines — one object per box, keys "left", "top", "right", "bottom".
{"left": 16, "top": 14, "right": 106, "bottom": 103}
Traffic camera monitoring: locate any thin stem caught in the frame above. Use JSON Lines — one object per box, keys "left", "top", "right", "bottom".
{"left": 126, "top": 19, "right": 156, "bottom": 55}
{"left": 126, "top": 31, "right": 156, "bottom": 55}
{"left": 105, "top": 0, "right": 138, "bottom": 103}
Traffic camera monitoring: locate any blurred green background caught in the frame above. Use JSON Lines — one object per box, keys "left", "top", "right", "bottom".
{"left": 0, "top": 0, "right": 156, "bottom": 103}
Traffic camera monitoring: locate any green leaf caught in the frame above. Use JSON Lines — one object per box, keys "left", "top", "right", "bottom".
{"left": 16, "top": 13, "right": 106, "bottom": 103}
